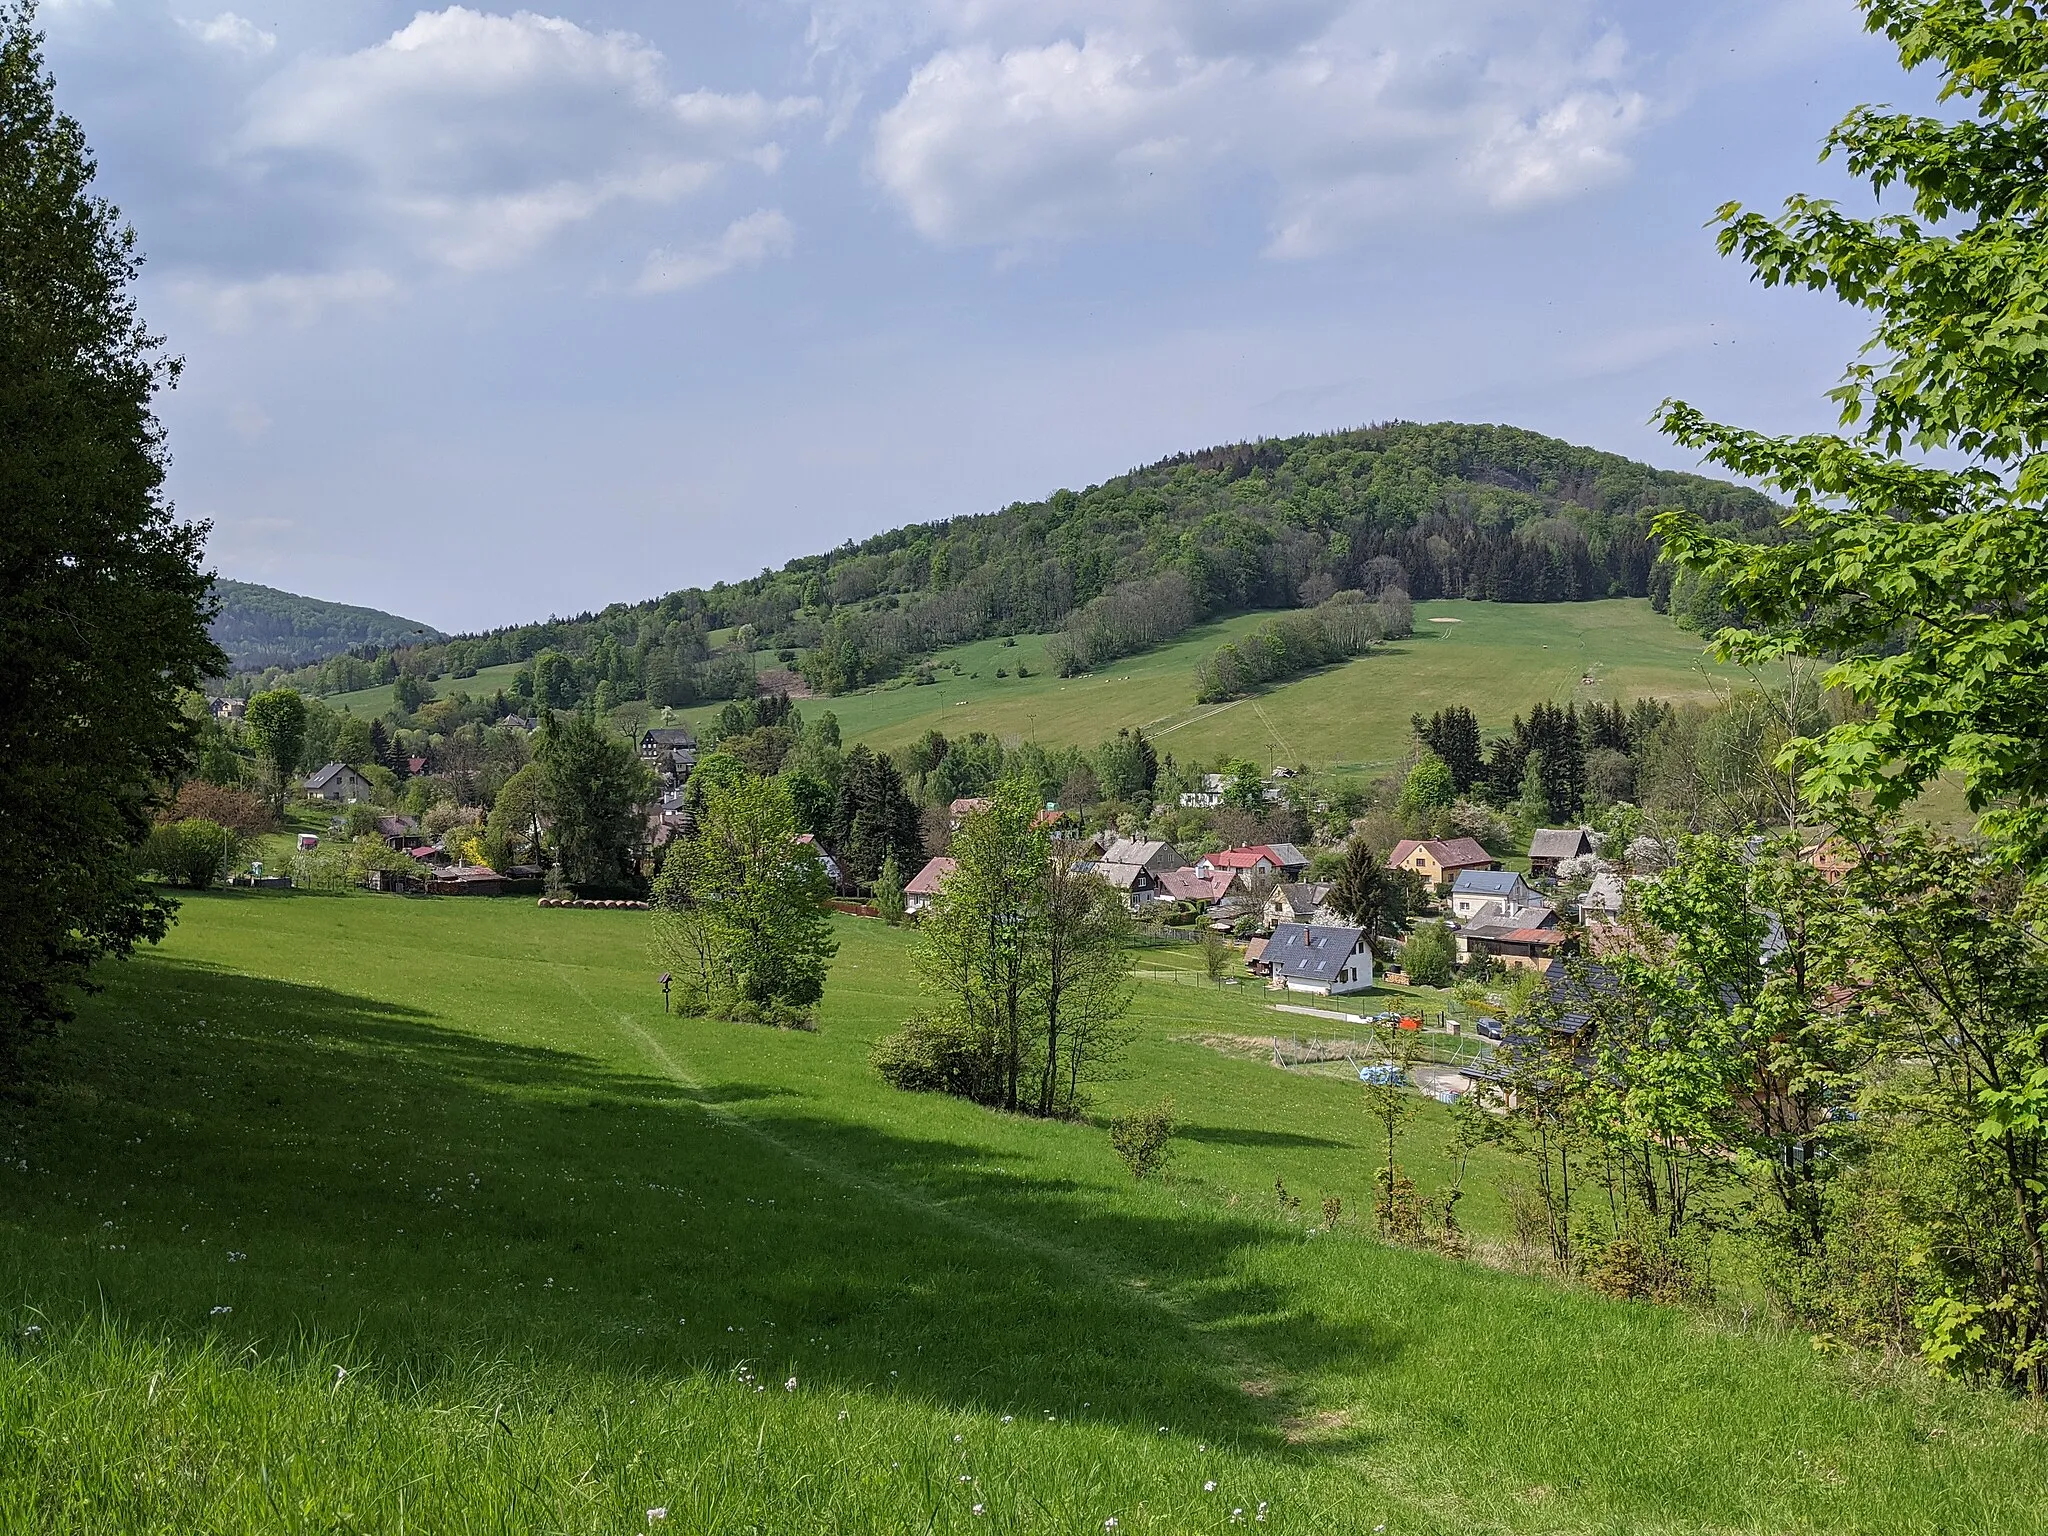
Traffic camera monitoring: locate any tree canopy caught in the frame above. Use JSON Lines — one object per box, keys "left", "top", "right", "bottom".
{"left": 0, "top": 4, "right": 221, "bottom": 1059}
{"left": 1655, "top": 0, "right": 2048, "bottom": 869}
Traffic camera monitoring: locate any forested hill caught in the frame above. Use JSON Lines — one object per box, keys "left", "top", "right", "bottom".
{"left": 249, "top": 422, "right": 1780, "bottom": 703}
{"left": 210, "top": 580, "right": 444, "bottom": 672}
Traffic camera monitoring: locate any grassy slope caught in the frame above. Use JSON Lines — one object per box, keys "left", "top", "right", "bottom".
{"left": 3, "top": 894, "right": 2040, "bottom": 1532}
{"left": 665, "top": 599, "right": 1748, "bottom": 773}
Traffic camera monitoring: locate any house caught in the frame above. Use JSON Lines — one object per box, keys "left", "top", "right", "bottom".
{"left": 1085, "top": 838, "right": 1189, "bottom": 910}
{"left": 375, "top": 814, "right": 431, "bottom": 851}
{"left": 1198, "top": 843, "right": 1311, "bottom": 883}
{"left": 1448, "top": 869, "right": 1541, "bottom": 923}
{"left": 1264, "top": 881, "right": 1336, "bottom": 931}
{"left": 793, "top": 833, "right": 841, "bottom": 886}
{"left": 638, "top": 728, "right": 698, "bottom": 783}
{"left": 303, "top": 762, "right": 375, "bottom": 804}
{"left": 1386, "top": 837, "right": 1499, "bottom": 888}
{"left": 1801, "top": 837, "right": 1858, "bottom": 883}
{"left": 1263, "top": 923, "right": 1375, "bottom": 995}
{"left": 405, "top": 755, "right": 429, "bottom": 778}
{"left": 208, "top": 697, "right": 245, "bottom": 721}
{"left": 1178, "top": 772, "right": 1283, "bottom": 809}
{"left": 905, "top": 855, "right": 957, "bottom": 915}
{"left": 1527, "top": 827, "right": 1594, "bottom": 879}
{"left": 1456, "top": 903, "right": 1565, "bottom": 971}
{"left": 948, "top": 796, "right": 992, "bottom": 827}
{"left": 1155, "top": 866, "right": 1236, "bottom": 908}
{"left": 1243, "top": 936, "right": 1271, "bottom": 975}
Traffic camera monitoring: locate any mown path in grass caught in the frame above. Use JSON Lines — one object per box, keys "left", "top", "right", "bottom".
{"left": 3, "top": 893, "right": 2044, "bottom": 1533}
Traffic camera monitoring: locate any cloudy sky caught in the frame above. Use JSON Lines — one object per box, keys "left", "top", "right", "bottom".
{"left": 43, "top": 0, "right": 1922, "bottom": 633}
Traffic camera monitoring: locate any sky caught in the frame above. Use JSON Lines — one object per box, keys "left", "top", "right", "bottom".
{"left": 41, "top": 0, "right": 1930, "bottom": 634}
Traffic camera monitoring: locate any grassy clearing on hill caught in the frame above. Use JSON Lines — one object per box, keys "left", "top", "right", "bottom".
{"left": 664, "top": 600, "right": 1749, "bottom": 772}
{"left": 3, "top": 894, "right": 2042, "bottom": 1533}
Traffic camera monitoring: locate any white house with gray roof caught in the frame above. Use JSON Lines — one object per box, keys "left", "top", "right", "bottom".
{"left": 1263, "top": 923, "right": 1374, "bottom": 995}
{"left": 1448, "top": 869, "right": 1541, "bottom": 922}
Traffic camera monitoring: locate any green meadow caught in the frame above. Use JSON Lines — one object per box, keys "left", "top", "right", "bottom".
{"left": 4, "top": 893, "right": 2042, "bottom": 1532}
{"left": 315, "top": 600, "right": 1743, "bottom": 774}
{"left": 668, "top": 599, "right": 1748, "bottom": 772}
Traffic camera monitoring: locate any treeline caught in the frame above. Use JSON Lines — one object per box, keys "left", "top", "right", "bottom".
{"left": 237, "top": 422, "right": 1783, "bottom": 704}
{"left": 1193, "top": 589, "right": 1412, "bottom": 702}
{"left": 1401, "top": 686, "right": 1830, "bottom": 832}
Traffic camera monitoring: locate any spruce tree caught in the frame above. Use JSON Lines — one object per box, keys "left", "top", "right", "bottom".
{"left": 0, "top": 4, "right": 222, "bottom": 1061}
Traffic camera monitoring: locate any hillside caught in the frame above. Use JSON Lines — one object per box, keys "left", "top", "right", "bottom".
{"left": 258, "top": 422, "right": 1777, "bottom": 705}
{"left": 210, "top": 579, "right": 444, "bottom": 672}
{"left": 5, "top": 894, "right": 2040, "bottom": 1531}
{"left": 658, "top": 597, "right": 1747, "bottom": 773}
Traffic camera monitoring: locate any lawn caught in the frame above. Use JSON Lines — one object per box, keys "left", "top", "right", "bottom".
{"left": 666, "top": 600, "right": 1752, "bottom": 773}
{"left": 3, "top": 893, "right": 2042, "bottom": 1533}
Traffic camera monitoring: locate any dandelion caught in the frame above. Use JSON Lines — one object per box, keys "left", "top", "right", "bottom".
{"left": 786, "top": 1376, "right": 798, "bottom": 1391}
{"left": 1204, "top": 1480, "right": 1218, "bottom": 1492}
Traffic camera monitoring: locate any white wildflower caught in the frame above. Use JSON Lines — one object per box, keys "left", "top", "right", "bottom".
{"left": 1205, "top": 1480, "right": 1218, "bottom": 1492}
{"left": 785, "top": 1376, "right": 798, "bottom": 1391}
{"left": 647, "top": 1509, "right": 668, "bottom": 1523}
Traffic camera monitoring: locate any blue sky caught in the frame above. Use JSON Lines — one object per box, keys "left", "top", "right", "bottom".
{"left": 43, "top": 0, "right": 1924, "bottom": 633}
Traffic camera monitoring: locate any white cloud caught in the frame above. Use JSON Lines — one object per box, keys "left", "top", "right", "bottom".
{"left": 179, "top": 12, "right": 277, "bottom": 57}
{"left": 636, "top": 210, "right": 796, "bottom": 293}
{"left": 172, "top": 268, "right": 398, "bottom": 332}
{"left": 862, "top": 1, "right": 1651, "bottom": 253}
{"left": 234, "top": 8, "right": 816, "bottom": 274}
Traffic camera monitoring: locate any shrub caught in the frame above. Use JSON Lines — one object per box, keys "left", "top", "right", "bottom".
{"left": 1399, "top": 921, "right": 1457, "bottom": 987}
{"left": 141, "top": 818, "right": 241, "bottom": 888}
{"left": 1108, "top": 1098, "right": 1177, "bottom": 1180}
{"left": 871, "top": 1015, "right": 994, "bottom": 1098}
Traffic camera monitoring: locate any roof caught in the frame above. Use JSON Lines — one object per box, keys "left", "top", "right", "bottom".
{"left": 905, "top": 856, "right": 957, "bottom": 897}
{"left": 303, "top": 761, "right": 356, "bottom": 789}
{"left": 1268, "top": 882, "right": 1330, "bottom": 917}
{"left": 949, "top": 797, "right": 992, "bottom": 817}
{"left": 1262, "top": 923, "right": 1368, "bottom": 984}
{"left": 1453, "top": 869, "right": 1529, "bottom": 898}
{"left": 1096, "top": 838, "right": 1186, "bottom": 872}
{"left": 1502, "top": 928, "right": 1567, "bottom": 945}
{"left": 1529, "top": 828, "right": 1592, "bottom": 860}
{"left": 1242, "top": 937, "right": 1268, "bottom": 963}
{"left": 375, "top": 815, "right": 420, "bottom": 836}
{"left": 641, "top": 728, "right": 698, "bottom": 748}
{"left": 1156, "top": 867, "right": 1235, "bottom": 902}
{"left": 1206, "top": 843, "right": 1308, "bottom": 870}
{"left": 1462, "top": 902, "right": 1558, "bottom": 940}
{"left": 1387, "top": 836, "right": 1493, "bottom": 871}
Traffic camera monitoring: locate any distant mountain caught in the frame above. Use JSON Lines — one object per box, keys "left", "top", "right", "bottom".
{"left": 210, "top": 580, "right": 444, "bottom": 672}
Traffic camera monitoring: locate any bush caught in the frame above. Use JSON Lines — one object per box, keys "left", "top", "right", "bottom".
{"left": 1108, "top": 1098, "right": 1177, "bottom": 1180}
{"left": 141, "top": 818, "right": 241, "bottom": 888}
{"left": 1399, "top": 921, "right": 1457, "bottom": 988}
{"left": 871, "top": 1015, "right": 994, "bottom": 1098}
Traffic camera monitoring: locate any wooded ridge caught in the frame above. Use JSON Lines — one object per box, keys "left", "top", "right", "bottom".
{"left": 241, "top": 421, "right": 1779, "bottom": 702}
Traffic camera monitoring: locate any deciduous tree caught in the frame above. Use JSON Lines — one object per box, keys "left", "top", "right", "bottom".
{"left": 0, "top": 5, "right": 222, "bottom": 1057}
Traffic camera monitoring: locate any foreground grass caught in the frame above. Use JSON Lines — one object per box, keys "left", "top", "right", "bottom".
{"left": 4, "top": 894, "right": 2042, "bottom": 1532}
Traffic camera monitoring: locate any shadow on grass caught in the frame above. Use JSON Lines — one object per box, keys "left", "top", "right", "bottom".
{"left": 1176, "top": 1126, "right": 1351, "bottom": 1150}
{"left": 2, "top": 954, "right": 1393, "bottom": 1453}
